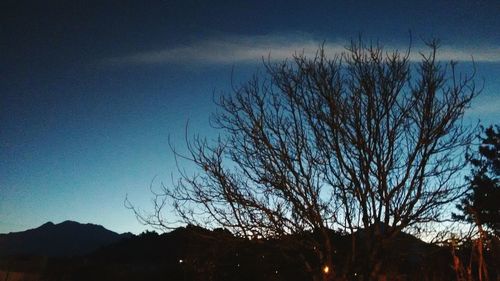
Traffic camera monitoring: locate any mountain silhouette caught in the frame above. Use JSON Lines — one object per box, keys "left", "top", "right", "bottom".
{"left": 0, "top": 221, "right": 132, "bottom": 257}
{"left": 0, "top": 223, "right": 462, "bottom": 281}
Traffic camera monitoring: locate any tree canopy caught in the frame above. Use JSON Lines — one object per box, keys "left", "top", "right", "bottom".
{"left": 130, "top": 39, "right": 479, "bottom": 281}
{"left": 455, "top": 125, "right": 500, "bottom": 237}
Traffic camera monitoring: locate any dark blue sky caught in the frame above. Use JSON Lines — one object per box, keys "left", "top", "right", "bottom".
{"left": 1, "top": 0, "right": 499, "bottom": 234}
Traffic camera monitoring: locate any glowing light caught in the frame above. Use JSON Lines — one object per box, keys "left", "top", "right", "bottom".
{"left": 179, "top": 259, "right": 183, "bottom": 264}
{"left": 323, "top": 265, "right": 330, "bottom": 274}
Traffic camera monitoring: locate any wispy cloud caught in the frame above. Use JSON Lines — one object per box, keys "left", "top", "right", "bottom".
{"left": 104, "top": 34, "right": 500, "bottom": 66}
{"left": 424, "top": 46, "right": 500, "bottom": 63}
{"left": 467, "top": 98, "right": 500, "bottom": 117}
{"left": 104, "top": 35, "right": 342, "bottom": 66}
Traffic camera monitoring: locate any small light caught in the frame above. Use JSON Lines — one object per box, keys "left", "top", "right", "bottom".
{"left": 323, "top": 265, "right": 330, "bottom": 274}
{"left": 275, "top": 270, "right": 279, "bottom": 274}
{"left": 179, "top": 259, "right": 183, "bottom": 264}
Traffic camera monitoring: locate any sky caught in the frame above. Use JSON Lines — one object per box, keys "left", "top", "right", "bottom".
{"left": 1, "top": 0, "right": 499, "bottom": 234}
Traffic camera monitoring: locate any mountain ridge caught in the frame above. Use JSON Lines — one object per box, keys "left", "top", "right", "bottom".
{"left": 0, "top": 220, "right": 132, "bottom": 257}
{"left": 0, "top": 222, "right": 460, "bottom": 280}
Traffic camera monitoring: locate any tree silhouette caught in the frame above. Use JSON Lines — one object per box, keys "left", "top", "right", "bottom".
{"left": 455, "top": 125, "right": 500, "bottom": 237}
{"left": 130, "top": 39, "right": 479, "bottom": 281}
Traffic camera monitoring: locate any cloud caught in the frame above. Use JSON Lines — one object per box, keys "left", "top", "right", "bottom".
{"left": 104, "top": 34, "right": 500, "bottom": 66}
{"left": 416, "top": 45, "right": 500, "bottom": 63}
{"left": 104, "top": 35, "right": 343, "bottom": 66}
{"left": 467, "top": 98, "right": 500, "bottom": 117}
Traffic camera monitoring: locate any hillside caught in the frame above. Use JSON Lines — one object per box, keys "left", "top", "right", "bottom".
{"left": 0, "top": 223, "right": 462, "bottom": 281}
{"left": 0, "top": 221, "right": 131, "bottom": 257}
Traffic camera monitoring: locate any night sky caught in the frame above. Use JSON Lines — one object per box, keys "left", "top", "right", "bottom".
{"left": 1, "top": 0, "right": 499, "bottom": 234}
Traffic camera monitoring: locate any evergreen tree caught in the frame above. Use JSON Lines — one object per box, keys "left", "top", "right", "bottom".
{"left": 455, "top": 125, "right": 500, "bottom": 236}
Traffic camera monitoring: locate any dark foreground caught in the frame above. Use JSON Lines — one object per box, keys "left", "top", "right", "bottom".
{"left": 1, "top": 224, "right": 499, "bottom": 281}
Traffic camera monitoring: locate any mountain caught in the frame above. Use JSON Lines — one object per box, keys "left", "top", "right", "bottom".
{"left": 46, "top": 225, "right": 312, "bottom": 281}
{"left": 0, "top": 221, "right": 132, "bottom": 257}
{"left": 50, "top": 225, "right": 456, "bottom": 281}
{"left": 0, "top": 224, "right": 468, "bottom": 281}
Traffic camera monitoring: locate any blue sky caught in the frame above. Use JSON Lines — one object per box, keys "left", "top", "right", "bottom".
{"left": 1, "top": 0, "right": 499, "bottom": 234}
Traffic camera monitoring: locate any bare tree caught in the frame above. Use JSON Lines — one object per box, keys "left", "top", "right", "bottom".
{"left": 129, "top": 39, "right": 479, "bottom": 281}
